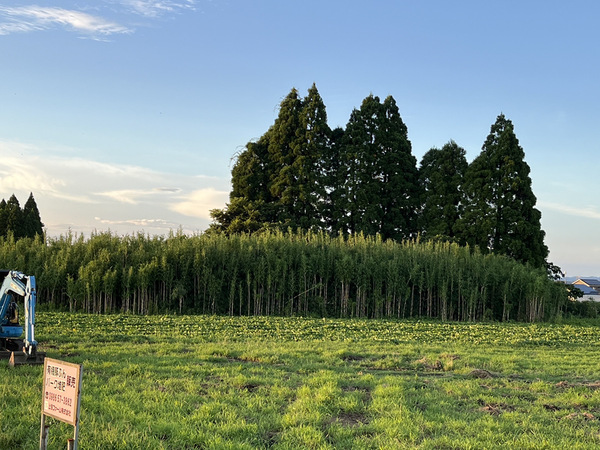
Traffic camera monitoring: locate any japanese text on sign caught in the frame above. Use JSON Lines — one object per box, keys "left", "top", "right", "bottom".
{"left": 42, "top": 358, "right": 81, "bottom": 426}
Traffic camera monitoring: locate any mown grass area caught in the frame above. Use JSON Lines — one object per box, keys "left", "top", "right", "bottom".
{"left": 3, "top": 313, "right": 600, "bottom": 449}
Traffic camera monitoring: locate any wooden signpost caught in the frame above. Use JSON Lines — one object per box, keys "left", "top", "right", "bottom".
{"left": 40, "top": 358, "right": 83, "bottom": 450}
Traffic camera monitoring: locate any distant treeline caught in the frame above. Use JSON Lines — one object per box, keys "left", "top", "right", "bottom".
{"left": 0, "top": 193, "right": 44, "bottom": 240}
{"left": 1, "top": 230, "right": 567, "bottom": 322}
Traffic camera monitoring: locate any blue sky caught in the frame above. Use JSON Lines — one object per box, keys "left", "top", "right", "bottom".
{"left": 0, "top": 1, "right": 598, "bottom": 276}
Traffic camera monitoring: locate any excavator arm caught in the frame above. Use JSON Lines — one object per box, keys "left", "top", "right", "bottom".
{"left": 0, "top": 270, "right": 45, "bottom": 366}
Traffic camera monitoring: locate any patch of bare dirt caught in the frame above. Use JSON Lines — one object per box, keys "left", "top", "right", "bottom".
{"left": 469, "top": 369, "right": 494, "bottom": 379}
{"left": 479, "top": 405, "right": 502, "bottom": 416}
{"left": 478, "top": 401, "right": 515, "bottom": 416}
{"left": 562, "top": 412, "right": 596, "bottom": 421}
{"left": 329, "top": 412, "right": 370, "bottom": 427}
{"left": 415, "top": 356, "right": 443, "bottom": 371}
{"left": 242, "top": 383, "right": 259, "bottom": 392}
{"left": 543, "top": 404, "right": 561, "bottom": 411}
{"left": 342, "top": 354, "right": 365, "bottom": 362}
{"left": 555, "top": 380, "right": 600, "bottom": 390}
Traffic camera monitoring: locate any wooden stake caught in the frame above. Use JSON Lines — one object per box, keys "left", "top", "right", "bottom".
{"left": 39, "top": 415, "right": 49, "bottom": 450}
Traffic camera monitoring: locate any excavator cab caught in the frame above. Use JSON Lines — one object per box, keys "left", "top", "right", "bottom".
{"left": 0, "top": 270, "right": 45, "bottom": 366}
{"left": 6, "top": 299, "right": 19, "bottom": 324}
{"left": 0, "top": 271, "right": 23, "bottom": 338}
{"left": 1, "top": 301, "right": 23, "bottom": 339}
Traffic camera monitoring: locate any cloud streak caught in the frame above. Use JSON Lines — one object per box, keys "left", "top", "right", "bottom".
{"left": 0, "top": 1, "right": 197, "bottom": 38}
{"left": 0, "top": 139, "right": 229, "bottom": 237}
{"left": 539, "top": 201, "right": 600, "bottom": 221}
{"left": 94, "top": 217, "right": 179, "bottom": 228}
{"left": 170, "top": 188, "right": 229, "bottom": 220}
{"left": 0, "top": 6, "right": 131, "bottom": 37}
{"left": 97, "top": 187, "right": 182, "bottom": 204}
{"left": 122, "top": 0, "right": 197, "bottom": 18}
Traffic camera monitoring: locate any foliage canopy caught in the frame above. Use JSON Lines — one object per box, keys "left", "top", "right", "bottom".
{"left": 0, "top": 193, "right": 43, "bottom": 239}
{"left": 211, "top": 86, "right": 550, "bottom": 270}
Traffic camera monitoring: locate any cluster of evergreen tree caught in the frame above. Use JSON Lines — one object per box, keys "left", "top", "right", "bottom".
{"left": 0, "top": 193, "right": 44, "bottom": 239}
{"left": 210, "top": 85, "right": 549, "bottom": 270}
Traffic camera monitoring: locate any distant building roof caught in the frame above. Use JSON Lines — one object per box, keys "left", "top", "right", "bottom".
{"left": 573, "top": 278, "right": 600, "bottom": 288}
{"left": 574, "top": 285, "right": 600, "bottom": 296}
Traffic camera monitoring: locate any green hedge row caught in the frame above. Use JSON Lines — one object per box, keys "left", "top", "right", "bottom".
{"left": 0, "top": 230, "right": 567, "bottom": 321}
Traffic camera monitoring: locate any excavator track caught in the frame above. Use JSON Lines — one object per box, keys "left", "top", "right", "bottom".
{"left": 7, "top": 350, "right": 46, "bottom": 366}
{"left": 0, "top": 339, "right": 45, "bottom": 366}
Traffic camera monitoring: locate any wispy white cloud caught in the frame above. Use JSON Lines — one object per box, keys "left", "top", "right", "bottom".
{"left": 0, "top": 6, "right": 132, "bottom": 38}
{"left": 94, "top": 217, "right": 179, "bottom": 228}
{"left": 171, "top": 188, "right": 229, "bottom": 220}
{"left": 0, "top": 142, "right": 66, "bottom": 194}
{"left": 0, "top": 1, "right": 197, "bottom": 38}
{"left": 154, "top": 187, "right": 182, "bottom": 193}
{"left": 97, "top": 189, "right": 153, "bottom": 204}
{"left": 97, "top": 187, "right": 182, "bottom": 204}
{"left": 0, "top": 139, "right": 229, "bottom": 236}
{"left": 539, "top": 201, "right": 600, "bottom": 221}
{"left": 121, "top": 0, "right": 196, "bottom": 18}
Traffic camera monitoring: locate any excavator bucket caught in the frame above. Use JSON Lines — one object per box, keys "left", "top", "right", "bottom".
{"left": 0, "top": 340, "right": 45, "bottom": 366}
{"left": 8, "top": 350, "right": 46, "bottom": 367}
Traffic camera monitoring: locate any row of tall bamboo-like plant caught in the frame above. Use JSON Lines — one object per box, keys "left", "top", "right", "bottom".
{"left": 0, "top": 230, "right": 567, "bottom": 322}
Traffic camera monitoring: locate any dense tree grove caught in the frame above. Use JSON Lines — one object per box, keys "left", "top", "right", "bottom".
{"left": 0, "top": 231, "right": 566, "bottom": 322}
{"left": 211, "top": 86, "right": 549, "bottom": 270}
{"left": 0, "top": 193, "right": 44, "bottom": 239}
{"left": 1, "top": 87, "right": 557, "bottom": 323}
{"left": 210, "top": 87, "right": 422, "bottom": 242}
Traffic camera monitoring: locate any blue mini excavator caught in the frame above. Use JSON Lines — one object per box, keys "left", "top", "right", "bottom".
{"left": 0, "top": 270, "right": 45, "bottom": 366}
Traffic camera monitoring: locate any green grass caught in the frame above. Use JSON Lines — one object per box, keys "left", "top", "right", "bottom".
{"left": 3, "top": 313, "right": 600, "bottom": 448}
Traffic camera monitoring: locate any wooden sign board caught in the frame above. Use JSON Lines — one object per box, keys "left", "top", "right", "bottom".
{"left": 42, "top": 357, "right": 82, "bottom": 426}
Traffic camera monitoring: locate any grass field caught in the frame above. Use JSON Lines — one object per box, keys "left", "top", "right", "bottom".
{"left": 3, "top": 313, "right": 600, "bottom": 449}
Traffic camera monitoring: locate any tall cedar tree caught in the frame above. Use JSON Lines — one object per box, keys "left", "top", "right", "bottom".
{"left": 455, "top": 114, "right": 548, "bottom": 267}
{"left": 209, "top": 136, "right": 276, "bottom": 234}
{"left": 5, "top": 194, "right": 24, "bottom": 238}
{"left": 322, "top": 127, "right": 346, "bottom": 232}
{"left": 210, "top": 85, "right": 331, "bottom": 233}
{"left": 23, "top": 192, "right": 45, "bottom": 238}
{"left": 418, "top": 141, "right": 468, "bottom": 240}
{"left": 339, "top": 95, "right": 420, "bottom": 241}
{"left": 267, "top": 88, "right": 304, "bottom": 227}
{"left": 0, "top": 199, "right": 7, "bottom": 237}
{"left": 295, "top": 84, "right": 331, "bottom": 230}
